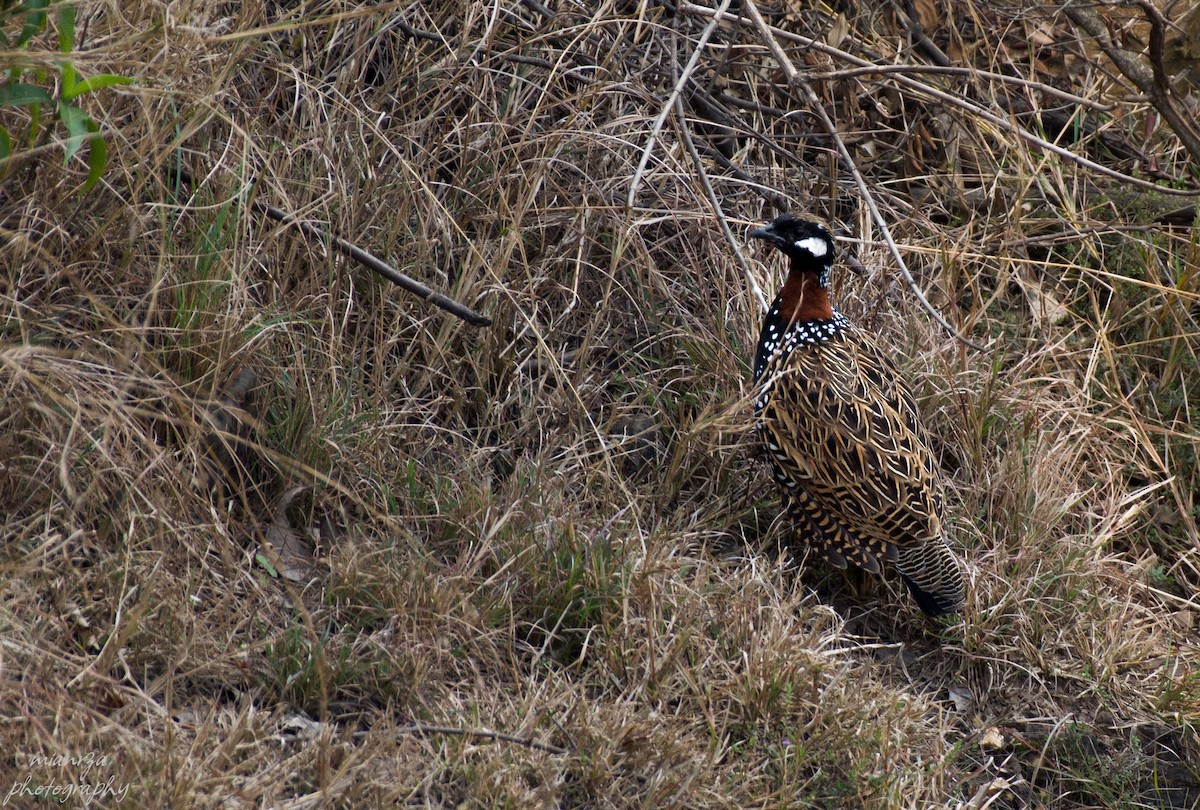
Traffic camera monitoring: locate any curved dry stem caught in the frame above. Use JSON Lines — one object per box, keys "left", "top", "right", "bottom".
{"left": 739, "top": 0, "right": 989, "bottom": 352}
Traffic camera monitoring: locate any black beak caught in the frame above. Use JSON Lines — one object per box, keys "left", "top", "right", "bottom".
{"left": 748, "top": 224, "right": 773, "bottom": 241}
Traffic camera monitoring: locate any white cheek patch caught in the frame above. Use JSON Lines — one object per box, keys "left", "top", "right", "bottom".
{"left": 793, "top": 236, "right": 828, "bottom": 258}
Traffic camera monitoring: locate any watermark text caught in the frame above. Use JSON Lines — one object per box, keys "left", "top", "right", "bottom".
{"left": 5, "top": 751, "right": 131, "bottom": 806}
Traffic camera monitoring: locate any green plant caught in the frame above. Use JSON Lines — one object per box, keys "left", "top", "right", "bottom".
{"left": 0, "top": 0, "right": 132, "bottom": 191}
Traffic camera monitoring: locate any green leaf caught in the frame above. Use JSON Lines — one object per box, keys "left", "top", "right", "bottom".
{"left": 78, "top": 120, "right": 103, "bottom": 192}
{"left": 255, "top": 552, "right": 279, "bottom": 578}
{"left": 61, "top": 73, "right": 133, "bottom": 100}
{"left": 17, "top": 0, "right": 49, "bottom": 47}
{"left": 81, "top": 119, "right": 105, "bottom": 192}
{"left": 0, "top": 82, "right": 52, "bottom": 106}
{"left": 58, "top": 61, "right": 76, "bottom": 98}
{"left": 59, "top": 102, "right": 90, "bottom": 162}
{"left": 57, "top": 4, "right": 75, "bottom": 53}
{"left": 0, "top": 127, "right": 11, "bottom": 160}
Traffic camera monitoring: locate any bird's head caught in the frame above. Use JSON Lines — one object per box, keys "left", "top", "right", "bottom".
{"left": 749, "top": 215, "right": 835, "bottom": 284}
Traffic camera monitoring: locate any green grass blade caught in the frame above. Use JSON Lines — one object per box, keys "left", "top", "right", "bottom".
{"left": 59, "top": 101, "right": 89, "bottom": 161}
{"left": 81, "top": 119, "right": 104, "bottom": 192}
{"left": 56, "top": 3, "right": 74, "bottom": 53}
{"left": 61, "top": 73, "right": 133, "bottom": 100}
{"left": 58, "top": 60, "right": 77, "bottom": 98}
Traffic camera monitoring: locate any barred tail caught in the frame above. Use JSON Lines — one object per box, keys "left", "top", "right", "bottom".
{"left": 895, "top": 540, "right": 964, "bottom": 617}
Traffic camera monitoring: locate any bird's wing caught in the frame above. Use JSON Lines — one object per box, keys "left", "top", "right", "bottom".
{"left": 758, "top": 328, "right": 943, "bottom": 554}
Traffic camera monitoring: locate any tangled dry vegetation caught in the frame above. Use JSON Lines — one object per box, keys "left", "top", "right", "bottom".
{"left": 2, "top": 0, "right": 1200, "bottom": 806}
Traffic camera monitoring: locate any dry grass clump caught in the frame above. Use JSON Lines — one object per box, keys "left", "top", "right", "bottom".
{"left": 2, "top": 0, "right": 1199, "bottom": 806}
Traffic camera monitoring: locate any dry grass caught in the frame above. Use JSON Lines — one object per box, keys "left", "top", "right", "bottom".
{"left": 2, "top": 0, "right": 1199, "bottom": 807}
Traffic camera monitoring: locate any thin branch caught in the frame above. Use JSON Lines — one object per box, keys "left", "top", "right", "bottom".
{"left": 1064, "top": 0, "right": 1200, "bottom": 166}
{"left": 394, "top": 19, "right": 446, "bottom": 44}
{"left": 666, "top": 14, "right": 770, "bottom": 311}
{"left": 675, "top": 71, "right": 770, "bottom": 312}
{"left": 1137, "top": 0, "right": 1172, "bottom": 94}
{"left": 255, "top": 201, "right": 492, "bottom": 327}
{"left": 679, "top": 1, "right": 1200, "bottom": 196}
{"left": 689, "top": 81, "right": 816, "bottom": 173}
{"left": 168, "top": 166, "right": 491, "bottom": 326}
{"left": 399, "top": 723, "right": 568, "bottom": 755}
{"left": 893, "top": 1, "right": 950, "bottom": 67}
{"left": 627, "top": 0, "right": 734, "bottom": 209}
{"left": 740, "top": 0, "right": 987, "bottom": 352}
{"left": 803, "top": 64, "right": 1115, "bottom": 111}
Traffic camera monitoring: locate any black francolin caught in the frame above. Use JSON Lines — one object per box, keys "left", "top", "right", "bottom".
{"left": 749, "top": 214, "right": 964, "bottom": 616}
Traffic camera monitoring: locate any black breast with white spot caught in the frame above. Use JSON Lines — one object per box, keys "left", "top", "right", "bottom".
{"left": 753, "top": 306, "right": 850, "bottom": 407}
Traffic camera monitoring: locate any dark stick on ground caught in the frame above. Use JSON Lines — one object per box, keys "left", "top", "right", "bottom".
{"left": 167, "top": 167, "right": 491, "bottom": 328}
{"left": 252, "top": 200, "right": 492, "bottom": 328}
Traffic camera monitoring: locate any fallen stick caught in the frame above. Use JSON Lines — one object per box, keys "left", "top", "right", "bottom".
{"left": 169, "top": 167, "right": 491, "bottom": 327}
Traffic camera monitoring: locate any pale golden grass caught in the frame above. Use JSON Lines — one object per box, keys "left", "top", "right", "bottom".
{"left": 1, "top": 0, "right": 1198, "bottom": 807}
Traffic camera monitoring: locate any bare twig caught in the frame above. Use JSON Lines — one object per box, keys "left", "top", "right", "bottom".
{"left": 628, "top": 0, "right": 734, "bottom": 209}
{"left": 680, "top": 0, "right": 1200, "bottom": 196}
{"left": 168, "top": 166, "right": 491, "bottom": 326}
{"left": 1135, "top": 0, "right": 1173, "bottom": 95}
{"left": 893, "top": 1, "right": 950, "bottom": 67}
{"left": 253, "top": 199, "right": 492, "bottom": 327}
{"left": 674, "top": 66, "right": 770, "bottom": 311}
{"left": 803, "top": 64, "right": 1114, "bottom": 111}
{"left": 689, "top": 81, "right": 815, "bottom": 173}
{"left": 399, "top": 723, "right": 568, "bottom": 755}
{"left": 394, "top": 19, "right": 445, "bottom": 44}
{"left": 740, "top": 0, "right": 987, "bottom": 352}
{"left": 667, "top": 13, "right": 770, "bottom": 311}
{"left": 1063, "top": 1, "right": 1200, "bottom": 167}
